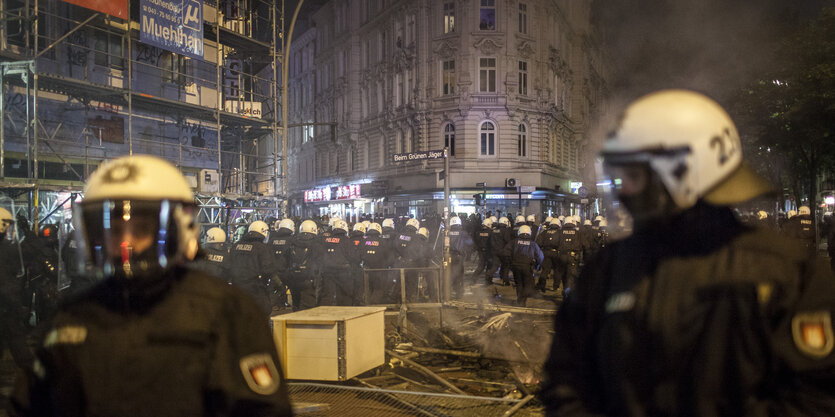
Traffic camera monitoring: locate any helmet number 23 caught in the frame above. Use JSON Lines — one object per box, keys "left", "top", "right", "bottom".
{"left": 710, "top": 128, "right": 736, "bottom": 166}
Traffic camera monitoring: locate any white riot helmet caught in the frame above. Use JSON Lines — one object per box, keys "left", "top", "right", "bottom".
{"left": 515, "top": 215, "right": 526, "bottom": 225}
{"left": 333, "top": 219, "right": 349, "bottom": 234}
{"left": 490, "top": 216, "right": 498, "bottom": 224}
{"left": 299, "top": 219, "right": 318, "bottom": 234}
{"left": 544, "top": 216, "right": 553, "bottom": 224}
{"left": 549, "top": 217, "right": 561, "bottom": 227}
{"left": 328, "top": 216, "right": 341, "bottom": 227}
{"left": 353, "top": 222, "right": 367, "bottom": 234}
{"left": 595, "top": 215, "right": 604, "bottom": 223}
{"left": 573, "top": 215, "right": 581, "bottom": 224}
{"left": 601, "top": 89, "right": 772, "bottom": 217}
{"left": 248, "top": 221, "right": 270, "bottom": 238}
{"left": 382, "top": 218, "right": 395, "bottom": 229}
{"left": 583, "top": 219, "right": 592, "bottom": 226}
{"left": 526, "top": 214, "right": 536, "bottom": 223}
{"left": 599, "top": 219, "right": 608, "bottom": 228}
{"left": 0, "top": 207, "right": 12, "bottom": 235}
{"left": 367, "top": 222, "right": 382, "bottom": 235}
{"left": 563, "top": 217, "right": 575, "bottom": 226}
{"left": 756, "top": 210, "right": 768, "bottom": 220}
{"left": 787, "top": 209, "right": 797, "bottom": 219}
{"left": 518, "top": 225, "right": 532, "bottom": 236}
{"left": 362, "top": 220, "right": 371, "bottom": 229}
{"left": 450, "top": 216, "right": 462, "bottom": 227}
{"left": 498, "top": 217, "right": 510, "bottom": 226}
{"left": 205, "top": 227, "right": 226, "bottom": 243}
{"left": 277, "top": 218, "right": 295, "bottom": 232}
{"left": 798, "top": 206, "right": 811, "bottom": 216}
{"left": 78, "top": 155, "right": 199, "bottom": 279}
{"left": 406, "top": 218, "right": 420, "bottom": 230}
{"left": 558, "top": 215, "right": 565, "bottom": 222}
{"left": 417, "top": 227, "right": 429, "bottom": 239}
{"left": 483, "top": 218, "right": 494, "bottom": 228}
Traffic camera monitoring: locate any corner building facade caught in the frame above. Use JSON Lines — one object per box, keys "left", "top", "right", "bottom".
{"left": 287, "top": 0, "right": 608, "bottom": 220}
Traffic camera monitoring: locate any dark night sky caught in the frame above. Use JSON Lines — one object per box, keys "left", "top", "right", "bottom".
{"left": 591, "top": 0, "right": 835, "bottom": 105}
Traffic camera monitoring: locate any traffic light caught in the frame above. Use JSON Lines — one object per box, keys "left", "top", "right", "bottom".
{"left": 473, "top": 193, "right": 482, "bottom": 206}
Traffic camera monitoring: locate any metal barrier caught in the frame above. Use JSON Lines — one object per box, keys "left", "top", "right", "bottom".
{"left": 288, "top": 382, "right": 539, "bottom": 417}
{"left": 361, "top": 266, "right": 445, "bottom": 306}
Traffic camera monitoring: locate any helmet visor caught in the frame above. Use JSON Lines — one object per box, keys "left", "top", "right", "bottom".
{"left": 77, "top": 199, "right": 186, "bottom": 279}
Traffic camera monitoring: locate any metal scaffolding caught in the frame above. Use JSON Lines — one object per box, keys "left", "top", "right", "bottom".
{"left": 0, "top": 0, "right": 287, "bottom": 232}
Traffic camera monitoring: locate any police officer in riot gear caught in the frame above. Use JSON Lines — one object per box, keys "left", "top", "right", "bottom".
{"left": 360, "top": 222, "right": 393, "bottom": 304}
{"left": 783, "top": 205, "right": 816, "bottom": 252}
{"left": 189, "top": 227, "right": 230, "bottom": 281}
{"left": 486, "top": 217, "right": 512, "bottom": 285}
{"left": 268, "top": 219, "right": 295, "bottom": 308}
{"left": 320, "top": 219, "right": 357, "bottom": 306}
{"left": 349, "top": 222, "right": 367, "bottom": 304}
{"left": 504, "top": 225, "right": 544, "bottom": 307}
{"left": 11, "top": 155, "right": 292, "bottom": 416}
{"left": 535, "top": 217, "right": 562, "bottom": 292}
{"left": 227, "top": 220, "right": 281, "bottom": 314}
{"left": 394, "top": 218, "right": 423, "bottom": 301}
{"left": 541, "top": 90, "right": 835, "bottom": 416}
{"left": 448, "top": 216, "right": 474, "bottom": 298}
{"left": 287, "top": 219, "right": 322, "bottom": 311}
{"left": 473, "top": 217, "right": 493, "bottom": 281}
{"left": 554, "top": 216, "right": 582, "bottom": 298}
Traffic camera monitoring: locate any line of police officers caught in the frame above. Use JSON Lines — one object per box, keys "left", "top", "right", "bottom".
{"left": 188, "top": 209, "right": 611, "bottom": 312}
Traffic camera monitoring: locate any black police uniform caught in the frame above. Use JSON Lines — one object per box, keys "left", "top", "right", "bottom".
{"left": 268, "top": 229, "right": 294, "bottom": 307}
{"left": 189, "top": 242, "right": 230, "bottom": 283}
{"left": 287, "top": 232, "right": 322, "bottom": 311}
{"left": 226, "top": 231, "right": 279, "bottom": 314}
{"left": 359, "top": 230, "right": 393, "bottom": 304}
{"left": 320, "top": 230, "right": 357, "bottom": 306}
{"left": 0, "top": 237, "right": 33, "bottom": 368}
{"left": 473, "top": 224, "right": 492, "bottom": 279}
{"left": 394, "top": 226, "right": 423, "bottom": 301}
{"left": 349, "top": 229, "right": 366, "bottom": 305}
{"left": 541, "top": 202, "right": 835, "bottom": 416}
{"left": 784, "top": 214, "right": 816, "bottom": 252}
{"left": 555, "top": 222, "right": 583, "bottom": 296}
{"left": 10, "top": 267, "right": 293, "bottom": 417}
{"left": 486, "top": 224, "right": 512, "bottom": 285}
{"left": 535, "top": 225, "right": 562, "bottom": 292}
{"left": 504, "top": 233, "right": 544, "bottom": 307}
{"left": 448, "top": 224, "right": 474, "bottom": 298}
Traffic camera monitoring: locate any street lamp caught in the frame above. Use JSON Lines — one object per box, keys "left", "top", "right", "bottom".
{"left": 281, "top": 0, "right": 306, "bottom": 216}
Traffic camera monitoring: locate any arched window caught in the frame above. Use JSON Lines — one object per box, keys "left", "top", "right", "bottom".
{"left": 479, "top": 121, "right": 495, "bottom": 156}
{"left": 443, "top": 123, "right": 456, "bottom": 156}
{"left": 395, "top": 130, "right": 403, "bottom": 154}
{"left": 517, "top": 124, "right": 527, "bottom": 157}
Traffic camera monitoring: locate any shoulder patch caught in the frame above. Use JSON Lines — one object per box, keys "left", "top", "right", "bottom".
{"left": 44, "top": 326, "right": 88, "bottom": 347}
{"left": 792, "top": 311, "right": 834, "bottom": 359}
{"left": 240, "top": 353, "right": 281, "bottom": 395}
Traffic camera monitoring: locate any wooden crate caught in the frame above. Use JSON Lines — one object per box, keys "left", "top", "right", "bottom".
{"left": 271, "top": 306, "right": 386, "bottom": 381}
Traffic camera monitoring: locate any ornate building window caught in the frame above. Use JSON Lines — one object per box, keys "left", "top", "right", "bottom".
{"left": 443, "top": 123, "right": 456, "bottom": 156}
{"left": 479, "top": 0, "right": 496, "bottom": 31}
{"left": 442, "top": 60, "right": 455, "bottom": 95}
{"left": 480, "top": 121, "right": 496, "bottom": 156}
{"left": 518, "top": 124, "right": 527, "bottom": 157}
{"left": 443, "top": 2, "right": 455, "bottom": 34}
{"left": 518, "top": 3, "right": 528, "bottom": 34}
{"left": 518, "top": 61, "right": 528, "bottom": 95}
{"left": 479, "top": 58, "right": 496, "bottom": 92}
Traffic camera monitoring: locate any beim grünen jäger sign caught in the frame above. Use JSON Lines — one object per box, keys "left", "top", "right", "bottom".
{"left": 140, "top": 0, "right": 204, "bottom": 60}
{"left": 392, "top": 150, "right": 446, "bottom": 163}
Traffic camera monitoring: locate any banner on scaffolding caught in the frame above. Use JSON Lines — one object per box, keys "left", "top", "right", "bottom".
{"left": 140, "top": 0, "right": 204, "bottom": 60}
{"left": 63, "top": 0, "right": 128, "bottom": 19}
